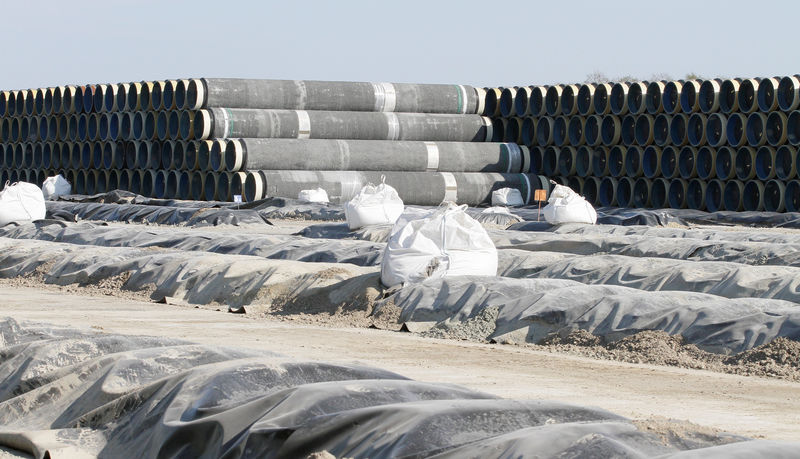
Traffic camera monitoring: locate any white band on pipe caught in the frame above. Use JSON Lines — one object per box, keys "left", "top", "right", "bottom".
{"left": 230, "top": 139, "right": 244, "bottom": 172}
{"left": 520, "top": 173, "right": 532, "bottom": 204}
{"left": 441, "top": 172, "right": 457, "bottom": 202}
{"left": 373, "top": 82, "right": 397, "bottom": 112}
{"left": 457, "top": 85, "right": 469, "bottom": 114}
{"left": 191, "top": 78, "right": 205, "bottom": 110}
{"left": 220, "top": 108, "right": 231, "bottom": 138}
{"left": 482, "top": 116, "right": 493, "bottom": 142}
{"left": 384, "top": 112, "right": 400, "bottom": 140}
{"left": 296, "top": 110, "right": 311, "bottom": 139}
{"left": 198, "top": 110, "right": 212, "bottom": 140}
{"left": 424, "top": 142, "right": 440, "bottom": 171}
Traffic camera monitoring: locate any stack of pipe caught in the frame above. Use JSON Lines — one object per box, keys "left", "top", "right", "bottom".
{"left": 0, "top": 79, "right": 543, "bottom": 206}
{"left": 487, "top": 75, "right": 800, "bottom": 212}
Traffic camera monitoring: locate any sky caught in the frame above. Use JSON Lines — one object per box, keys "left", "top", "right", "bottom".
{"left": 2, "top": 0, "right": 799, "bottom": 90}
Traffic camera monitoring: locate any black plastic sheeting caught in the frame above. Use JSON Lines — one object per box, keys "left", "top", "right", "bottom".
{"left": 42, "top": 192, "right": 800, "bottom": 229}
{"left": 2, "top": 318, "right": 796, "bottom": 458}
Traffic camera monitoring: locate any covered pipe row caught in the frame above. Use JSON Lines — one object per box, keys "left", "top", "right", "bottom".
{"left": 0, "top": 79, "right": 484, "bottom": 117}
{"left": 484, "top": 111, "right": 800, "bottom": 148}
{"left": 489, "top": 75, "right": 800, "bottom": 118}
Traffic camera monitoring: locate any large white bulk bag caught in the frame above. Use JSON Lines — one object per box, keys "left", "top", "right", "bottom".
{"left": 41, "top": 174, "right": 72, "bottom": 200}
{"left": 344, "top": 177, "right": 405, "bottom": 230}
{"left": 542, "top": 184, "right": 597, "bottom": 225}
{"left": 491, "top": 187, "right": 524, "bottom": 206}
{"left": 380, "top": 202, "right": 498, "bottom": 287}
{"left": 0, "top": 182, "right": 47, "bottom": 226}
{"left": 297, "top": 187, "right": 329, "bottom": 204}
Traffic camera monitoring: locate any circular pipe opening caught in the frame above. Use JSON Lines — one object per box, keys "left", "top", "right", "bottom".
{"left": 576, "top": 146, "right": 592, "bottom": 177}
{"left": 705, "top": 113, "right": 726, "bottom": 147}
{"left": 157, "top": 111, "right": 169, "bottom": 141}
{"left": 187, "top": 79, "right": 206, "bottom": 111}
{"left": 204, "top": 171, "right": 218, "bottom": 201}
{"left": 726, "top": 112, "right": 746, "bottom": 147}
{"left": 560, "top": 85, "right": 578, "bottom": 116}
{"left": 102, "top": 142, "right": 114, "bottom": 169}
{"left": 514, "top": 87, "right": 531, "bottom": 117}
{"left": 632, "top": 177, "right": 651, "bottom": 207}
{"left": 198, "top": 141, "right": 213, "bottom": 171}
{"left": 154, "top": 170, "right": 167, "bottom": 199}
{"left": 165, "top": 170, "right": 179, "bottom": 199}
{"left": 600, "top": 115, "right": 620, "bottom": 146}
{"left": 75, "top": 169, "right": 87, "bottom": 195}
{"left": 169, "top": 111, "right": 181, "bottom": 140}
{"left": 80, "top": 143, "right": 91, "bottom": 169}
{"left": 651, "top": 178, "right": 668, "bottom": 208}
{"left": 735, "top": 146, "right": 756, "bottom": 180}
{"left": 499, "top": 87, "right": 516, "bottom": 117}
{"left": 163, "top": 80, "right": 178, "bottom": 111}
{"left": 738, "top": 79, "right": 758, "bottom": 113}
{"left": 180, "top": 110, "right": 197, "bottom": 141}
{"left": 577, "top": 84, "right": 595, "bottom": 116}
{"left": 757, "top": 77, "right": 778, "bottom": 112}
{"left": 625, "top": 146, "right": 643, "bottom": 177}
{"left": 687, "top": 179, "right": 707, "bottom": 210}
{"left": 88, "top": 113, "right": 99, "bottom": 141}
{"left": 669, "top": 114, "right": 687, "bottom": 146}
{"left": 119, "top": 170, "right": 131, "bottom": 192}
{"left": 715, "top": 146, "right": 734, "bottom": 180}
{"left": 653, "top": 114, "right": 669, "bottom": 146}
{"left": 544, "top": 85, "right": 562, "bottom": 116}
{"left": 616, "top": 177, "right": 634, "bottom": 207}
{"left": 778, "top": 76, "right": 800, "bottom": 111}
{"left": 529, "top": 86, "right": 546, "bottom": 116}
{"left": 581, "top": 178, "right": 599, "bottom": 205}
{"left": 755, "top": 146, "right": 776, "bottom": 180}
{"left": 144, "top": 111, "right": 157, "bottom": 140}
{"left": 660, "top": 146, "right": 678, "bottom": 179}
{"left": 567, "top": 116, "right": 585, "bottom": 146}
{"left": 504, "top": 118, "right": 521, "bottom": 143}
{"left": 584, "top": 115, "right": 600, "bottom": 146}
{"left": 687, "top": 113, "right": 707, "bottom": 146}
{"left": 776, "top": 145, "right": 797, "bottom": 180}
{"left": 698, "top": 80, "right": 720, "bottom": 113}
{"left": 178, "top": 171, "right": 191, "bottom": 200}
{"left": 103, "top": 84, "right": 117, "bottom": 112}
{"left": 680, "top": 80, "right": 700, "bottom": 114}
{"left": 161, "top": 141, "right": 174, "bottom": 170}
{"left": 620, "top": 115, "right": 636, "bottom": 145}
{"left": 642, "top": 145, "right": 662, "bottom": 178}
{"left": 645, "top": 81, "right": 664, "bottom": 114}
{"left": 185, "top": 141, "right": 199, "bottom": 171}
{"left": 678, "top": 146, "right": 697, "bottom": 179}
{"left": 705, "top": 179, "right": 723, "bottom": 212}
{"left": 98, "top": 113, "right": 109, "bottom": 141}
{"left": 173, "top": 141, "right": 186, "bottom": 170}
{"left": 723, "top": 180, "right": 744, "bottom": 211}
{"left": 593, "top": 84, "right": 611, "bottom": 115}
{"left": 141, "top": 170, "right": 155, "bottom": 197}
{"left": 598, "top": 177, "right": 618, "bottom": 206}
{"left": 175, "top": 80, "right": 189, "bottom": 111}
{"left": 610, "top": 83, "right": 629, "bottom": 115}
{"left": 115, "top": 83, "right": 129, "bottom": 112}
{"left": 591, "top": 146, "right": 609, "bottom": 177}
{"left": 764, "top": 180, "right": 786, "bottom": 212}
{"left": 742, "top": 180, "right": 764, "bottom": 211}
{"left": 662, "top": 81, "right": 681, "bottom": 114}
{"left": 148, "top": 141, "right": 162, "bottom": 170}
{"left": 542, "top": 146, "right": 559, "bottom": 176}
{"left": 785, "top": 180, "right": 800, "bottom": 212}
{"left": 553, "top": 116, "right": 568, "bottom": 146}
{"left": 608, "top": 145, "right": 626, "bottom": 177}
{"left": 719, "top": 79, "right": 739, "bottom": 113}
{"left": 696, "top": 146, "right": 716, "bottom": 180}
{"left": 765, "top": 111, "right": 787, "bottom": 146}
{"left": 626, "top": 82, "right": 646, "bottom": 115}
{"left": 33, "top": 89, "right": 44, "bottom": 115}
{"left": 119, "top": 112, "right": 132, "bottom": 141}
{"left": 91, "top": 142, "right": 103, "bottom": 169}
{"left": 210, "top": 140, "right": 226, "bottom": 172}
{"left": 634, "top": 114, "right": 654, "bottom": 145}
{"left": 557, "top": 146, "right": 576, "bottom": 176}
{"left": 132, "top": 111, "right": 145, "bottom": 140}
{"left": 151, "top": 81, "right": 164, "bottom": 111}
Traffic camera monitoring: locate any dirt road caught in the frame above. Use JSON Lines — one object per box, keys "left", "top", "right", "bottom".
{"left": 2, "top": 284, "right": 798, "bottom": 441}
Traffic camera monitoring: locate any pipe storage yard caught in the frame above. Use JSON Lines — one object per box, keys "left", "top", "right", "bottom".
{"left": 4, "top": 75, "right": 800, "bottom": 457}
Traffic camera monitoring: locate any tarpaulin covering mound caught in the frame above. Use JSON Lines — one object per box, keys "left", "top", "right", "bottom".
{"left": 378, "top": 276, "right": 800, "bottom": 354}
{"left": 2, "top": 318, "right": 796, "bottom": 458}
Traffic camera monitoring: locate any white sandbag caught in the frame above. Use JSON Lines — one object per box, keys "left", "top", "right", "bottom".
{"left": 0, "top": 181, "right": 47, "bottom": 227}
{"left": 542, "top": 184, "right": 597, "bottom": 225}
{"left": 381, "top": 202, "right": 498, "bottom": 287}
{"left": 344, "top": 177, "right": 405, "bottom": 230}
{"left": 491, "top": 187, "right": 524, "bottom": 206}
{"left": 41, "top": 174, "right": 72, "bottom": 200}
{"left": 297, "top": 187, "right": 329, "bottom": 204}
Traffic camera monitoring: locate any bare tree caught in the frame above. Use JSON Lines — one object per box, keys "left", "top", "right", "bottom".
{"left": 616, "top": 75, "right": 638, "bottom": 83}
{"left": 650, "top": 72, "right": 673, "bottom": 82}
{"left": 584, "top": 71, "right": 610, "bottom": 84}
{"left": 685, "top": 72, "right": 703, "bottom": 80}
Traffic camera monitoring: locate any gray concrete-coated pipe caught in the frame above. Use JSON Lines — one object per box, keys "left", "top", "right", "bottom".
{"left": 620, "top": 115, "right": 636, "bottom": 145}
{"left": 626, "top": 82, "right": 647, "bottom": 115}
{"left": 661, "top": 145, "right": 680, "bottom": 179}
{"left": 559, "top": 84, "right": 579, "bottom": 116}
{"left": 632, "top": 177, "right": 651, "bottom": 207}
{"left": 738, "top": 78, "right": 759, "bottom": 113}
{"left": 553, "top": 116, "right": 569, "bottom": 147}
{"left": 642, "top": 145, "right": 662, "bottom": 178}
{"left": 764, "top": 179, "right": 786, "bottom": 212}
{"left": 499, "top": 87, "right": 517, "bottom": 117}
{"left": 785, "top": 180, "right": 800, "bottom": 212}
{"left": 598, "top": 176, "right": 618, "bottom": 206}
{"left": 634, "top": 114, "right": 654, "bottom": 145}
{"left": 653, "top": 114, "right": 670, "bottom": 146}
{"left": 726, "top": 112, "right": 747, "bottom": 147}
{"left": 687, "top": 113, "right": 707, "bottom": 146}
{"left": 223, "top": 138, "right": 525, "bottom": 174}
{"left": 746, "top": 112, "right": 767, "bottom": 147}
{"left": 577, "top": 83, "right": 595, "bottom": 116}
{"left": 646, "top": 81, "right": 665, "bottom": 114}
{"left": 705, "top": 113, "right": 727, "bottom": 147}
{"left": 715, "top": 146, "right": 735, "bottom": 180}
{"left": 719, "top": 79, "right": 740, "bottom": 113}
{"left": 592, "top": 83, "right": 612, "bottom": 115}
{"left": 766, "top": 111, "right": 788, "bottom": 146}
{"left": 775, "top": 144, "right": 797, "bottom": 180}
{"left": 610, "top": 82, "right": 629, "bottom": 115}
{"left": 735, "top": 146, "right": 757, "bottom": 180}
{"left": 698, "top": 79, "right": 720, "bottom": 113}
{"left": 723, "top": 180, "right": 745, "bottom": 211}
{"left": 184, "top": 78, "right": 482, "bottom": 114}
{"left": 600, "top": 115, "right": 621, "bottom": 146}
{"left": 575, "top": 145, "right": 592, "bottom": 177}
{"left": 520, "top": 117, "right": 536, "bottom": 146}
{"left": 608, "top": 145, "right": 626, "bottom": 177}
{"left": 687, "top": 178, "right": 707, "bottom": 210}
{"left": 662, "top": 81, "right": 682, "bottom": 114}
{"left": 704, "top": 179, "right": 724, "bottom": 212}
{"left": 678, "top": 146, "right": 698, "bottom": 179}
{"left": 680, "top": 80, "right": 701, "bottom": 114}
{"left": 755, "top": 145, "right": 777, "bottom": 180}
{"left": 757, "top": 77, "right": 779, "bottom": 112}
{"left": 778, "top": 75, "right": 800, "bottom": 111}
{"left": 591, "top": 146, "right": 610, "bottom": 177}
{"left": 557, "top": 146, "right": 577, "bottom": 176}
{"left": 536, "top": 117, "right": 555, "bottom": 146}
{"left": 624, "top": 145, "right": 644, "bottom": 177}
{"left": 696, "top": 146, "right": 716, "bottom": 180}
{"left": 528, "top": 86, "right": 547, "bottom": 116}
{"left": 542, "top": 146, "right": 560, "bottom": 176}
{"left": 584, "top": 115, "right": 601, "bottom": 146}
{"left": 669, "top": 113, "right": 688, "bottom": 146}
{"left": 191, "top": 108, "right": 493, "bottom": 142}
{"left": 651, "top": 177, "right": 670, "bottom": 208}
{"left": 615, "top": 176, "right": 635, "bottom": 207}
{"left": 567, "top": 116, "right": 585, "bottom": 146}
{"left": 743, "top": 180, "right": 765, "bottom": 211}
{"left": 545, "top": 85, "right": 563, "bottom": 116}
{"left": 788, "top": 110, "right": 800, "bottom": 145}
{"left": 513, "top": 86, "right": 533, "bottom": 116}
{"left": 243, "top": 170, "right": 538, "bottom": 206}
